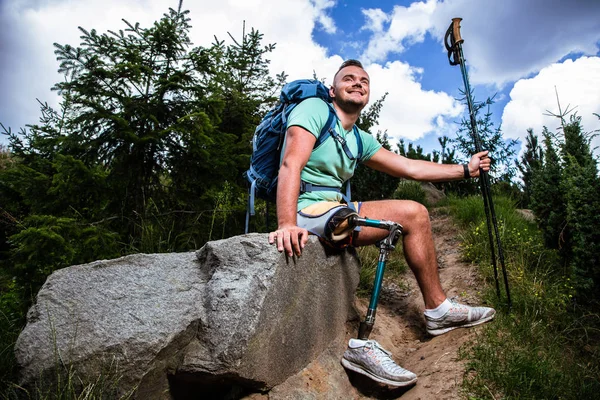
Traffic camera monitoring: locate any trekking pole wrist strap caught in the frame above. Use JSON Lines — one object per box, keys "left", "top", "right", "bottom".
{"left": 463, "top": 164, "right": 470, "bottom": 179}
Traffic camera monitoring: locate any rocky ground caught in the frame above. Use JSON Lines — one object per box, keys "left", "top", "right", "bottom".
{"left": 245, "top": 209, "right": 493, "bottom": 400}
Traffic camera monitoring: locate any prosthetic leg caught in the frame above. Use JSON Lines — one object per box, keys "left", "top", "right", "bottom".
{"left": 325, "top": 209, "right": 403, "bottom": 340}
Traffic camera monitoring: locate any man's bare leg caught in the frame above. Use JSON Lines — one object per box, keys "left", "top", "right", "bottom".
{"left": 354, "top": 199, "right": 446, "bottom": 309}
{"left": 341, "top": 199, "right": 495, "bottom": 386}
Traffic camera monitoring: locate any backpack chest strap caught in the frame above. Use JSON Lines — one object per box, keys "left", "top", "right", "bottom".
{"left": 326, "top": 126, "right": 363, "bottom": 161}
{"left": 317, "top": 103, "right": 364, "bottom": 162}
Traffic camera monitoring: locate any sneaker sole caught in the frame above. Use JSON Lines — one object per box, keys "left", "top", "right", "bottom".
{"left": 341, "top": 358, "right": 418, "bottom": 387}
{"left": 426, "top": 312, "right": 496, "bottom": 336}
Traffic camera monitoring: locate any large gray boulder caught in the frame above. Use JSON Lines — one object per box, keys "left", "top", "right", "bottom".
{"left": 15, "top": 234, "right": 361, "bottom": 398}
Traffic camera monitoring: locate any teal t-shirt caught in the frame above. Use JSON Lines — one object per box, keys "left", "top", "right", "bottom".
{"left": 283, "top": 97, "right": 382, "bottom": 210}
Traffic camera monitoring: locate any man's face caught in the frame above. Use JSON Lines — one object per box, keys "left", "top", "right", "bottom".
{"left": 330, "top": 65, "right": 370, "bottom": 112}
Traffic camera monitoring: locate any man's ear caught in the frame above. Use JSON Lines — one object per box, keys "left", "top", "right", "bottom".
{"left": 329, "top": 86, "right": 335, "bottom": 98}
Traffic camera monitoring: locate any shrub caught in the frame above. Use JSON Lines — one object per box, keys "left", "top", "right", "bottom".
{"left": 448, "top": 195, "right": 599, "bottom": 399}
{"left": 530, "top": 116, "right": 600, "bottom": 302}
{"left": 392, "top": 180, "right": 427, "bottom": 206}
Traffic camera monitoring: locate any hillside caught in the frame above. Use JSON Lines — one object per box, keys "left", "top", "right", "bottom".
{"left": 247, "top": 209, "right": 491, "bottom": 399}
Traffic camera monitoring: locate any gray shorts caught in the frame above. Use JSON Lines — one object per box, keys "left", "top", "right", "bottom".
{"left": 297, "top": 201, "right": 362, "bottom": 247}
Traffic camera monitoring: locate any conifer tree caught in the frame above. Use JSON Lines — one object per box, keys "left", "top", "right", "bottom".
{"left": 530, "top": 127, "right": 566, "bottom": 253}
{"left": 0, "top": 2, "right": 282, "bottom": 296}
{"left": 559, "top": 116, "right": 600, "bottom": 299}
{"left": 47, "top": 3, "right": 220, "bottom": 220}
{"left": 438, "top": 136, "right": 449, "bottom": 163}
{"left": 517, "top": 128, "right": 544, "bottom": 207}
{"left": 3, "top": 2, "right": 282, "bottom": 246}
{"left": 453, "top": 98, "right": 518, "bottom": 183}
{"left": 531, "top": 115, "right": 600, "bottom": 301}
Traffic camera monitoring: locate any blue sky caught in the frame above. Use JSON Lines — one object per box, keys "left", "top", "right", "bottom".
{"left": 1, "top": 0, "right": 600, "bottom": 160}
{"left": 309, "top": 0, "right": 600, "bottom": 156}
{"left": 313, "top": 0, "right": 473, "bottom": 154}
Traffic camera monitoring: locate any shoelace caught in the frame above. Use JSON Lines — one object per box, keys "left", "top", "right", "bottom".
{"left": 449, "top": 297, "right": 470, "bottom": 314}
{"left": 449, "top": 296, "right": 463, "bottom": 306}
{"left": 449, "top": 297, "right": 491, "bottom": 320}
{"left": 365, "top": 340, "right": 408, "bottom": 374}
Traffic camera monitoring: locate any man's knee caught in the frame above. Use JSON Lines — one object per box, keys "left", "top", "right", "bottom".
{"left": 397, "top": 200, "right": 430, "bottom": 230}
{"left": 361, "top": 199, "right": 429, "bottom": 228}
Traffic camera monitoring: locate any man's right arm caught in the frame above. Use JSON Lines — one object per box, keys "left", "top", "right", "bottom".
{"left": 268, "top": 125, "right": 317, "bottom": 257}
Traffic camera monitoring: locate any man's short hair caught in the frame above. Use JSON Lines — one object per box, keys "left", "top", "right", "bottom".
{"left": 334, "top": 59, "right": 364, "bottom": 81}
{"left": 338, "top": 59, "right": 364, "bottom": 71}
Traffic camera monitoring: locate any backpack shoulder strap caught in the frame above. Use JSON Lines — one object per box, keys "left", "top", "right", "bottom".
{"left": 353, "top": 125, "right": 364, "bottom": 160}
{"left": 314, "top": 102, "right": 364, "bottom": 161}
{"left": 314, "top": 102, "right": 337, "bottom": 149}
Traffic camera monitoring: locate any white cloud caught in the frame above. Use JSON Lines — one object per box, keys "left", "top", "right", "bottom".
{"left": 367, "top": 61, "right": 464, "bottom": 142}
{"left": 361, "top": 8, "right": 389, "bottom": 34}
{"left": 311, "top": 0, "right": 337, "bottom": 34}
{"left": 361, "top": 0, "right": 437, "bottom": 63}
{"left": 3, "top": 0, "right": 596, "bottom": 155}
{"left": 360, "top": 0, "right": 600, "bottom": 87}
{"left": 1, "top": 0, "right": 165, "bottom": 133}
{"left": 501, "top": 56, "right": 600, "bottom": 156}
{"left": 430, "top": 0, "right": 600, "bottom": 87}
{"left": 0, "top": 0, "right": 464, "bottom": 148}
{"left": 0, "top": 0, "right": 341, "bottom": 136}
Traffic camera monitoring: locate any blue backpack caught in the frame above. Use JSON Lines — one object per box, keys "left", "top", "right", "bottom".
{"left": 244, "top": 79, "right": 363, "bottom": 232}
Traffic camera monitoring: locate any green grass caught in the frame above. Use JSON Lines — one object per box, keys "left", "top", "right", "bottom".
{"left": 2, "top": 364, "right": 136, "bottom": 400}
{"left": 0, "top": 279, "right": 135, "bottom": 400}
{"left": 0, "top": 345, "right": 136, "bottom": 400}
{"left": 446, "top": 194, "right": 600, "bottom": 400}
{"left": 4, "top": 194, "right": 598, "bottom": 399}
{"left": 0, "top": 278, "right": 26, "bottom": 398}
{"left": 356, "top": 242, "right": 408, "bottom": 297}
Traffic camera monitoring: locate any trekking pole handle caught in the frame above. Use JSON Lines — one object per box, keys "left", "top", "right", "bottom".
{"left": 451, "top": 17, "right": 464, "bottom": 45}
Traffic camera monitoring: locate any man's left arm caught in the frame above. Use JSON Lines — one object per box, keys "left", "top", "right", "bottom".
{"left": 363, "top": 147, "right": 491, "bottom": 181}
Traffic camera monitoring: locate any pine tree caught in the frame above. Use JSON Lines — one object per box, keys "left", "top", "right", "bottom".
{"left": 208, "top": 23, "right": 286, "bottom": 186}
{"left": 531, "top": 114, "right": 600, "bottom": 301}
{"left": 559, "top": 116, "right": 600, "bottom": 300}
{"left": 517, "top": 128, "right": 544, "bottom": 207}
{"left": 49, "top": 4, "right": 221, "bottom": 219}
{"left": 530, "top": 127, "right": 566, "bottom": 253}
{"left": 438, "top": 136, "right": 450, "bottom": 163}
{"left": 407, "top": 143, "right": 432, "bottom": 161}
{"left": 0, "top": 2, "right": 283, "bottom": 295}
{"left": 453, "top": 98, "right": 518, "bottom": 183}
{"left": 3, "top": 2, "right": 282, "bottom": 246}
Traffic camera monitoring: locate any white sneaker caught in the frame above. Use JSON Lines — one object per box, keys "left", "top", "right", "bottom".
{"left": 341, "top": 339, "right": 417, "bottom": 387}
{"left": 425, "top": 299, "right": 496, "bottom": 336}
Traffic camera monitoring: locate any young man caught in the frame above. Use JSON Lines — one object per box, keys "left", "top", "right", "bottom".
{"left": 268, "top": 60, "right": 495, "bottom": 387}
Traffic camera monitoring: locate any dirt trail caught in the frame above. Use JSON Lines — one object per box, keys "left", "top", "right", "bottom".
{"left": 248, "top": 209, "right": 491, "bottom": 400}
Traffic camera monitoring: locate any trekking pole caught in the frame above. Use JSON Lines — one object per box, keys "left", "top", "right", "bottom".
{"left": 345, "top": 216, "right": 403, "bottom": 339}
{"left": 444, "top": 18, "right": 511, "bottom": 309}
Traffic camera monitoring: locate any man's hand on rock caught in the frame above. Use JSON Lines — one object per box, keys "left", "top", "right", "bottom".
{"left": 269, "top": 225, "right": 309, "bottom": 257}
